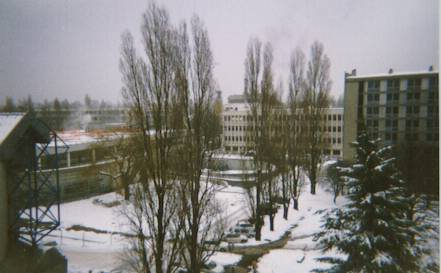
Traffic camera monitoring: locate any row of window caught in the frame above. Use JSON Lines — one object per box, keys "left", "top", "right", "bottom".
{"left": 325, "top": 137, "right": 342, "bottom": 144}
{"left": 323, "top": 149, "right": 341, "bottom": 156}
{"left": 368, "top": 92, "right": 425, "bottom": 101}
{"left": 224, "top": 135, "right": 343, "bottom": 144}
{"left": 367, "top": 106, "right": 426, "bottom": 115}
{"left": 224, "top": 124, "right": 342, "bottom": 132}
{"left": 367, "top": 118, "right": 438, "bottom": 129}
{"left": 367, "top": 131, "right": 439, "bottom": 142}
{"left": 367, "top": 78, "right": 438, "bottom": 91}
{"left": 223, "top": 114, "right": 343, "bottom": 122}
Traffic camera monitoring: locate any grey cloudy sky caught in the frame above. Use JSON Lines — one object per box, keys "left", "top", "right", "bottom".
{"left": 0, "top": 0, "right": 438, "bottom": 104}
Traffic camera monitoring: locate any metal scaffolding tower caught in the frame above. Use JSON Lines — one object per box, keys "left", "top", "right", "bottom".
{"left": 7, "top": 118, "right": 68, "bottom": 246}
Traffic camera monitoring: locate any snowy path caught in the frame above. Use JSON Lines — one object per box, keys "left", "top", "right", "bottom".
{"left": 256, "top": 180, "right": 344, "bottom": 273}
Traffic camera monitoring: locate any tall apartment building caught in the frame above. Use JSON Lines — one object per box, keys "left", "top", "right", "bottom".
{"left": 342, "top": 68, "right": 439, "bottom": 161}
{"left": 221, "top": 103, "right": 344, "bottom": 157}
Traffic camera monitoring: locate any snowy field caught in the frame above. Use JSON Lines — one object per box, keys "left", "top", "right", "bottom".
{"left": 38, "top": 184, "right": 248, "bottom": 273}
{"left": 36, "top": 162, "right": 439, "bottom": 273}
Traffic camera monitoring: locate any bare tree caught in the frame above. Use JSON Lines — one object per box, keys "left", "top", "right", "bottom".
{"left": 173, "top": 16, "right": 224, "bottom": 273}
{"left": 243, "top": 39, "right": 279, "bottom": 238}
{"left": 99, "top": 131, "right": 141, "bottom": 200}
{"left": 119, "top": 3, "right": 183, "bottom": 273}
{"left": 286, "top": 47, "right": 306, "bottom": 209}
{"left": 302, "top": 41, "right": 331, "bottom": 195}
{"left": 244, "top": 37, "right": 264, "bottom": 240}
{"left": 120, "top": 5, "right": 224, "bottom": 273}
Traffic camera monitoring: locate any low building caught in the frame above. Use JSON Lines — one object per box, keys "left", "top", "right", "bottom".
{"left": 40, "top": 130, "right": 132, "bottom": 201}
{"left": 221, "top": 102, "right": 344, "bottom": 157}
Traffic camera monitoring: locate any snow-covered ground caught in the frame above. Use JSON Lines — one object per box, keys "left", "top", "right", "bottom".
{"left": 256, "top": 174, "right": 440, "bottom": 273}
{"left": 255, "top": 182, "right": 345, "bottom": 273}
{"left": 38, "top": 184, "right": 248, "bottom": 272}
{"left": 36, "top": 161, "right": 439, "bottom": 273}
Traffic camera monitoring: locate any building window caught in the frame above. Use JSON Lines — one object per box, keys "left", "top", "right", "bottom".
{"left": 338, "top": 126, "right": 341, "bottom": 132}
{"left": 407, "top": 78, "right": 421, "bottom": 89}
{"left": 368, "top": 80, "right": 380, "bottom": 90}
{"left": 387, "top": 79, "right": 400, "bottom": 90}
{"left": 338, "top": 115, "right": 342, "bottom": 121}
{"left": 392, "top": 133, "right": 397, "bottom": 141}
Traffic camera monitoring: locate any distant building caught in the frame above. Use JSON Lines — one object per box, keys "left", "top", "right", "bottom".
{"left": 342, "top": 68, "right": 439, "bottom": 161}
{"left": 221, "top": 102, "right": 344, "bottom": 157}
{"left": 227, "top": 94, "right": 248, "bottom": 103}
{"left": 35, "top": 106, "right": 129, "bottom": 131}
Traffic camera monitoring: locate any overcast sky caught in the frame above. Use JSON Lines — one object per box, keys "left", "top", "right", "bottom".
{"left": 0, "top": 0, "right": 438, "bottom": 104}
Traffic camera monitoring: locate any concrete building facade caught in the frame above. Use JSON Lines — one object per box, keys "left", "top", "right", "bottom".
{"left": 221, "top": 103, "right": 344, "bottom": 157}
{"left": 342, "top": 68, "right": 439, "bottom": 161}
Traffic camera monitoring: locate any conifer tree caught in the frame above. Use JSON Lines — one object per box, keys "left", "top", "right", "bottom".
{"left": 314, "top": 133, "right": 421, "bottom": 273}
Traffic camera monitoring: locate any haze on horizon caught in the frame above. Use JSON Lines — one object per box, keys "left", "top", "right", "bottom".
{"left": 0, "top": 0, "right": 438, "bottom": 104}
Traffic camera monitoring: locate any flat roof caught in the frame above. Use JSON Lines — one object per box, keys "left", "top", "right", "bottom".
{"left": 0, "top": 113, "right": 26, "bottom": 145}
{"left": 346, "top": 70, "right": 438, "bottom": 81}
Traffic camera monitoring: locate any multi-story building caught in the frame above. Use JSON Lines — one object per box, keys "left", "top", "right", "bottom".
{"left": 342, "top": 68, "right": 439, "bottom": 161}
{"left": 221, "top": 102, "right": 344, "bottom": 157}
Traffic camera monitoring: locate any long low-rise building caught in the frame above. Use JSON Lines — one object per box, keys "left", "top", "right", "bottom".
{"left": 221, "top": 102, "right": 344, "bottom": 158}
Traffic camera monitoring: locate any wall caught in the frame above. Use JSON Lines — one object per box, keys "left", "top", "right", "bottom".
{"left": 343, "top": 81, "right": 359, "bottom": 161}
{"left": 0, "top": 162, "right": 8, "bottom": 262}
{"left": 40, "top": 160, "right": 115, "bottom": 202}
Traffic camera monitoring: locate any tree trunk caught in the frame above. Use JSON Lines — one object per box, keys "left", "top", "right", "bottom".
{"left": 293, "top": 197, "right": 298, "bottom": 210}
{"left": 269, "top": 213, "right": 274, "bottom": 231}
{"left": 283, "top": 203, "right": 289, "bottom": 220}
{"left": 255, "top": 170, "right": 262, "bottom": 241}
{"left": 310, "top": 168, "right": 316, "bottom": 195}
{"left": 123, "top": 176, "right": 130, "bottom": 201}
{"left": 282, "top": 174, "right": 288, "bottom": 220}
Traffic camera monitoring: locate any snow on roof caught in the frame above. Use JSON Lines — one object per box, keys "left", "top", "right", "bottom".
{"left": 52, "top": 129, "right": 127, "bottom": 147}
{"left": 0, "top": 112, "right": 26, "bottom": 145}
{"left": 346, "top": 70, "right": 438, "bottom": 80}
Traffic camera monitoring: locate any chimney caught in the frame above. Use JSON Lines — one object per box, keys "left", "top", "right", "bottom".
{"left": 388, "top": 68, "right": 393, "bottom": 74}
{"left": 351, "top": 69, "right": 357, "bottom": 76}
{"left": 429, "top": 65, "right": 434, "bottom": 71}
